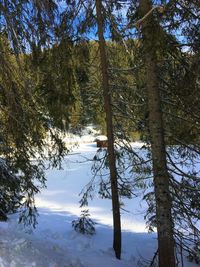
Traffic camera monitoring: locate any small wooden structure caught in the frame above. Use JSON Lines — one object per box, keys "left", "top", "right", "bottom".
{"left": 96, "top": 139, "right": 108, "bottom": 148}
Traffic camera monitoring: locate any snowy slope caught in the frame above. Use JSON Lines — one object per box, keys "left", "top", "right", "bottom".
{"left": 0, "top": 142, "right": 197, "bottom": 267}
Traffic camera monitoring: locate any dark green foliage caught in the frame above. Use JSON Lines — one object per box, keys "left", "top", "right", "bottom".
{"left": 0, "top": 0, "right": 58, "bottom": 55}
{"left": 0, "top": 2, "right": 200, "bottom": 264}
{"left": 31, "top": 40, "right": 81, "bottom": 130}
{"left": 0, "top": 159, "right": 23, "bottom": 221}
{"left": 80, "top": 42, "right": 106, "bottom": 131}
{"left": 72, "top": 210, "right": 96, "bottom": 235}
{"left": 124, "top": 1, "right": 200, "bottom": 264}
{"left": 0, "top": 46, "right": 66, "bottom": 225}
{"left": 0, "top": 2, "right": 69, "bottom": 227}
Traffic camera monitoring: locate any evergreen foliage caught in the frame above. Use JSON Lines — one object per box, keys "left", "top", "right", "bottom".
{"left": 72, "top": 209, "right": 96, "bottom": 235}
{"left": 0, "top": 159, "right": 22, "bottom": 221}
{"left": 126, "top": 0, "right": 200, "bottom": 264}
{"left": 0, "top": 1, "right": 69, "bottom": 226}
{"left": 30, "top": 40, "right": 81, "bottom": 130}
{"left": 1, "top": 0, "right": 200, "bottom": 265}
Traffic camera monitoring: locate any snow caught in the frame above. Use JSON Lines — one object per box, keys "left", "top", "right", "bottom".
{"left": 94, "top": 135, "right": 108, "bottom": 141}
{"left": 0, "top": 141, "right": 197, "bottom": 267}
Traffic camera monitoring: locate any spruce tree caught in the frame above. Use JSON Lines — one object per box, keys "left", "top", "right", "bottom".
{"left": 0, "top": 1, "right": 74, "bottom": 225}
{"left": 95, "top": 0, "right": 121, "bottom": 259}
{"left": 137, "top": 1, "right": 176, "bottom": 266}
{"left": 126, "top": 0, "right": 200, "bottom": 264}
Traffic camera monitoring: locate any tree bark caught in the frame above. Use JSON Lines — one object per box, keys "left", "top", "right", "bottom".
{"left": 139, "top": 0, "right": 176, "bottom": 266}
{"left": 95, "top": 0, "right": 121, "bottom": 259}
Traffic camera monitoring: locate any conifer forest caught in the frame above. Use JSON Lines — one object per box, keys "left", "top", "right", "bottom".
{"left": 0, "top": 1, "right": 200, "bottom": 267}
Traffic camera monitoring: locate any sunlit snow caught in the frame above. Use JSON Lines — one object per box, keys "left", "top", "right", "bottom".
{"left": 0, "top": 136, "right": 197, "bottom": 267}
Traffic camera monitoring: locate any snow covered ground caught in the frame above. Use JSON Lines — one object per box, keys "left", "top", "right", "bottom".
{"left": 0, "top": 141, "right": 197, "bottom": 267}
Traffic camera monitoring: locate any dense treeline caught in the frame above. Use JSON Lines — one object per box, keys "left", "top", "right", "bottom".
{"left": 30, "top": 39, "right": 200, "bottom": 144}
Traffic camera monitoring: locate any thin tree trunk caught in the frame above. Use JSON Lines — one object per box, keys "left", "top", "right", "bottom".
{"left": 95, "top": 0, "right": 121, "bottom": 259}
{"left": 139, "top": 0, "right": 175, "bottom": 266}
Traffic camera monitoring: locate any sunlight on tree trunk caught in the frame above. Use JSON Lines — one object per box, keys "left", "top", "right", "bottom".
{"left": 138, "top": 0, "right": 176, "bottom": 266}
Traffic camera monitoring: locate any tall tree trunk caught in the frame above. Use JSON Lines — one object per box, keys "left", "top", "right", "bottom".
{"left": 95, "top": 0, "right": 121, "bottom": 259}
{"left": 139, "top": 0, "right": 175, "bottom": 266}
